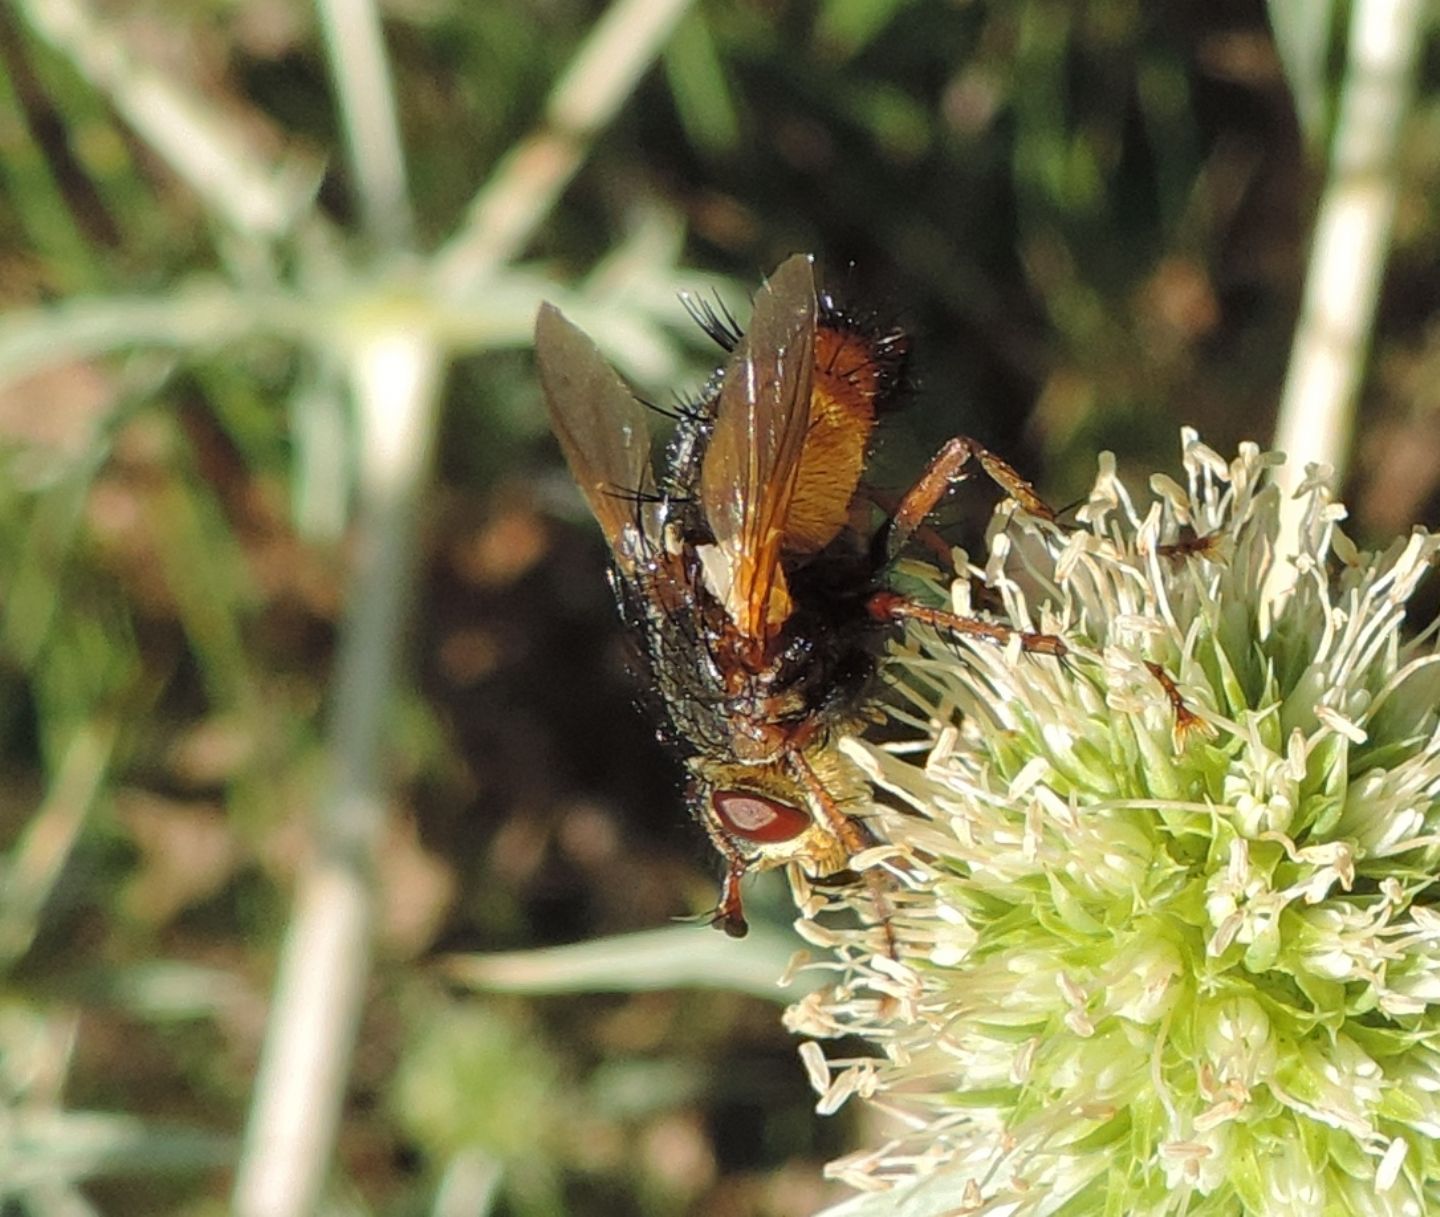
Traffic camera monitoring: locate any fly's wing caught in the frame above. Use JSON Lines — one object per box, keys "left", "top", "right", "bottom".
{"left": 534, "top": 304, "right": 656, "bottom": 567}
{"left": 698, "top": 255, "right": 817, "bottom": 643}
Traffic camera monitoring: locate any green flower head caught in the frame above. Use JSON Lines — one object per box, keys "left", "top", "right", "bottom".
{"left": 790, "top": 431, "right": 1440, "bottom": 1217}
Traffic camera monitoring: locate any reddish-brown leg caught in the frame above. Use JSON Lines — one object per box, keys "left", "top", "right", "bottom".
{"left": 785, "top": 750, "right": 875, "bottom": 856}
{"left": 975, "top": 448, "right": 1057, "bottom": 523}
{"left": 1157, "top": 530, "right": 1224, "bottom": 561}
{"left": 711, "top": 848, "right": 750, "bottom": 938}
{"left": 881, "top": 437, "right": 979, "bottom": 563}
{"left": 1145, "top": 660, "right": 1215, "bottom": 747}
{"left": 868, "top": 589, "right": 1068, "bottom": 658}
{"left": 862, "top": 484, "right": 957, "bottom": 569}
{"left": 786, "top": 750, "right": 899, "bottom": 960}
{"left": 881, "top": 436, "right": 1057, "bottom": 564}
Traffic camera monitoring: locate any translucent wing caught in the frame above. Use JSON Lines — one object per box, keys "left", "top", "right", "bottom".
{"left": 698, "top": 255, "right": 817, "bottom": 644}
{"left": 534, "top": 304, "right": 655, "bottom": 565}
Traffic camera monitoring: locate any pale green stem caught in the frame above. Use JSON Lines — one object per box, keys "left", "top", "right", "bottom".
{"left": 232, "top": 328, "right": 444, "bottom": 1217}
{"left": 315, "top": 0, "right": 416, "bottom": 249}
{"left": 1267, "top": 0, "right": 1424, "bottom": 603}
{"left": 434, "top": 0, "right": 695, "bottom": 293}
{"left": 232, "top": 17, "right": 438, "bottom": 1201}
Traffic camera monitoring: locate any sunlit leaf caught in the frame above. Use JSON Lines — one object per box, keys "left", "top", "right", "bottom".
{"left": 441, "top": 924, "right": 814, "bottom": 1002}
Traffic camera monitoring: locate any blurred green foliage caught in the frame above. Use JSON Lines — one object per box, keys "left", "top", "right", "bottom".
{"left": 0, "top": 0, "right": 1436, "bottom": 1214}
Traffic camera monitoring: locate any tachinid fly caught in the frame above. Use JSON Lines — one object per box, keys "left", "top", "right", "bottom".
{"left": 535, "top": 255, "right": 1063, "bottom": 936}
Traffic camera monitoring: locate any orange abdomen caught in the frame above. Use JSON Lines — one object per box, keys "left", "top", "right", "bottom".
{"left": 783, "top": 324, "right": 888, "bottom": 554}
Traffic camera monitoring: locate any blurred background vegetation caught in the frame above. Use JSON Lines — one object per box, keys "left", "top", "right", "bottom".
{"left": 0, "top": 0, "right": 1436, "bottom": 1214}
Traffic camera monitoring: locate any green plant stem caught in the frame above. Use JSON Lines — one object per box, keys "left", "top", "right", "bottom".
{"left": 1268, "top": 0, "right": 1423, "bottom": 601}
{"left": 434, "top": 0, "right": 695, "bottom": 293}
{"left": 315, "top": 0, "right": 415, "bottom": 249}
{"left": 232, "top": 328, "right": 443, "bottom": 1217}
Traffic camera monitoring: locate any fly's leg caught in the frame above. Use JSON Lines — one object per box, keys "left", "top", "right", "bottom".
{"left": 871, "top": 436, "right": 1066, "bottom": 658}
{"left": 868, "top": 590, "right": 1067, "bottom": 658}
{"left": 1158, "top": 530, "right": 1226, "bottom": 562}
{"left": 709, "top": 844, "right": 750, "bottom": 939}
{"left": 878, "top": 436, "right": 1057, "bottom": 565}
{"left": 973, "top": 445, "right": 1057, "bottom": 523}
{"left": 861, "top": 484, "right": 956, "bottom": 570}
{"left": 1146, "top": 660, "right": 1217, "bottom": 749}
{"left": 786, "top": 750, "right": 899, "bottom": 960}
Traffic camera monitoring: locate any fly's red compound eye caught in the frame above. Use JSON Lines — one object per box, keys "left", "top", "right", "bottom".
{"left": 712, "top": 791, "right": 810, "bottom": 843}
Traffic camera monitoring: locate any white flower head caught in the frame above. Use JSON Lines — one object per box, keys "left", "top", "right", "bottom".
{"left": 797, "top": 431, "right": 1440, "bottom": 1217}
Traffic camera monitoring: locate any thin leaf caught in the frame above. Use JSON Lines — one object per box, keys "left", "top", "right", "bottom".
{"left": 0, "top": 1112, "right": 233, "bottom": 1189}
{"left": 441, "top": 924, "right": 818, "bottom": 1002}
